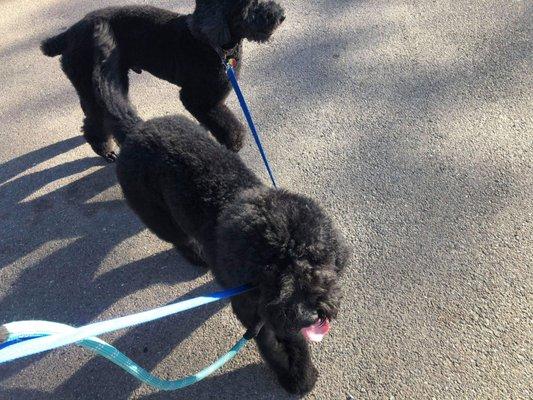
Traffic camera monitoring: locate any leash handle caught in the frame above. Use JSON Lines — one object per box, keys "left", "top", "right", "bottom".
{"left": 225, "top": 60, "right": 278, "bottom": 188}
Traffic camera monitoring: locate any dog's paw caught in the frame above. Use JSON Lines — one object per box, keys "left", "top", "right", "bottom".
{"left": 224, "top": 130, "right": 245, "bottom": 152}
{"left": 226, "top": 140, "right": 243, "bottom": 153}
{"left": 104, "top": 150, "right": 119, "bottom": 163}
{"left": 278, "top": 365, "right": 318, "bottom": 395}
{"left": 90, "top": 141, "right": 119, "bottom": 163}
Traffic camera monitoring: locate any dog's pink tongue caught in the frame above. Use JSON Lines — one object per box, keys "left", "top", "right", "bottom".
{"left": 300, "top": 319, "right": 330, "bottom": 342}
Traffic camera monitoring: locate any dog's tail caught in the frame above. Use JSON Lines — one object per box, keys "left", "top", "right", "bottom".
{"left": 92, "top": 20, "right": 142, "bottom": 145}
{"left": 41, "top": 30, "right": 69, "bottom": 57}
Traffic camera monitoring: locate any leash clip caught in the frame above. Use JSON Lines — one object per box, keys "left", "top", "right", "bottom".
{"left": 244, "top": 321, "right": 264, "bottom": 340}
{"left": 226, "top": 58, "right": 238, "bottom": 69}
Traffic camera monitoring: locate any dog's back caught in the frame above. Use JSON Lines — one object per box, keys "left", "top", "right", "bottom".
{"left": 117, "top": 114, "right": 260, "bottom": 241}
{"left": 41, "top": 6, "right": 184, "bottom": 59}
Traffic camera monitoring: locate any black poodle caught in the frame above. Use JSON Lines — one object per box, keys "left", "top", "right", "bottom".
{"left": 41, "top": 1, "right": 285, "bottom": 161}
{"left": 93, "top": 21, "right": 349, "bottom": 395}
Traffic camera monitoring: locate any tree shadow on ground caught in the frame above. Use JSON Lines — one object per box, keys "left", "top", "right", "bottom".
{"left": 0, "top": 132, "right": 224, "bottom": 388}
{"left": 0, "top": 364, "right": 290, "bottom": 400}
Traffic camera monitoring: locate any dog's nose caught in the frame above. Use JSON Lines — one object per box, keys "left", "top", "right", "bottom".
{"left": 280, "top": 15, "right": 286, "bottom": 23}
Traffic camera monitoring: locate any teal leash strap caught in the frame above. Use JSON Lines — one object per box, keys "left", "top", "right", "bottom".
{"left": 0, "top": 285, "right": 256, "bottom": 391}
{"left": 78, "top": 336, "right": 249, "bottom": 390}
{"left": 0, "top": 284, "right": 252, "bottom": 364}
{"left": 1, "top": 321, "right": 249, "bottom": 391}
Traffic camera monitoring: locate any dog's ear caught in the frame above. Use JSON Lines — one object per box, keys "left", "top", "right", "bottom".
{"left": 192, "top": 0, "right": 231, "bottom": 47}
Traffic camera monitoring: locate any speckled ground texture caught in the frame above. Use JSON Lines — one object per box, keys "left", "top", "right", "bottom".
{"left": 0, "top": 0, "right": 531, "bottom": 399}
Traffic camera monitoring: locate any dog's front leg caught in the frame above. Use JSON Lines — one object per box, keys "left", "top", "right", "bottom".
{"left": 256, "top": 327, "right": 318, "bottom": 395}
{"left": 180, "top": 88, "right": 246, "bottom": 152}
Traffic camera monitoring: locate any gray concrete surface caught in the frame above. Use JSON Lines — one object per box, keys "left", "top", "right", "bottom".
{"left": 0, "top": 0, "right": 531, "bottom": 399}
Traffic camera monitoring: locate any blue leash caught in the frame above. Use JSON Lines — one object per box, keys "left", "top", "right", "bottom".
{"left": 0, "top": 285, "right": 254, "bottom": 391}
{"left": 225, "top": 60, "right": 278, "bottom": 188}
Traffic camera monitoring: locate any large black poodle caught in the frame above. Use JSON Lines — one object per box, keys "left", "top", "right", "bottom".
{"left": 93, "top": 21, "right": 349, "bottom": 395}
{"left": 41, "top": 0, "right": 285, "bottom": 161}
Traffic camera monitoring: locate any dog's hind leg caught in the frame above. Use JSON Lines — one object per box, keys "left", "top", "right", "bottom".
{"left": 180, "top": 88, "right": 246, "bottom": 152}
{"left": 61, "top": 55, "right": 118, "bottom": 162}
{"left": 124, "top": 195, "right": 208, "bottom": 268}
{"left": 147, "top": 219, "right": 208, "bottom": 268}
{"left": 100, "top": 66, "right": 131, "bottom": 153}
{"left": 81, "top": 102, "right": 118, "bottom": 162}
{"left": 172, "top": 234, "right": 208, "bottom": 269}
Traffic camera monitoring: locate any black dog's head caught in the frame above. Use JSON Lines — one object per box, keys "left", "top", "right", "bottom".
{"left": 236, "top": 0, "right": 286, "bottom": 43}
{"left": 217, "top": 188, "right": 350, "bottom": 339}
{"left": 192, "top": 0, "right": 285, "bottom": 48}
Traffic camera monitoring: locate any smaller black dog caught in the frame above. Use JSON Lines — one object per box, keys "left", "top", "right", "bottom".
{"left": 41, "top": 1, "right": 285, "bottom": 161}
{"left": 93, "top": 21, "right": 349, "bottom": 395}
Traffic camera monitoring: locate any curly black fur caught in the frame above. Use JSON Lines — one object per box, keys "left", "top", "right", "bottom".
{"left": 41, "top": 1, "right": 285, "bottom": 161}
{"left": 92, "top": 21, "right": 349, "bottom": 395}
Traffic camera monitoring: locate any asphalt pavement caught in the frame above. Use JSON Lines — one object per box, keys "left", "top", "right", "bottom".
{"left": 0, "top": 0, "right": 531, "bottom": 399}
